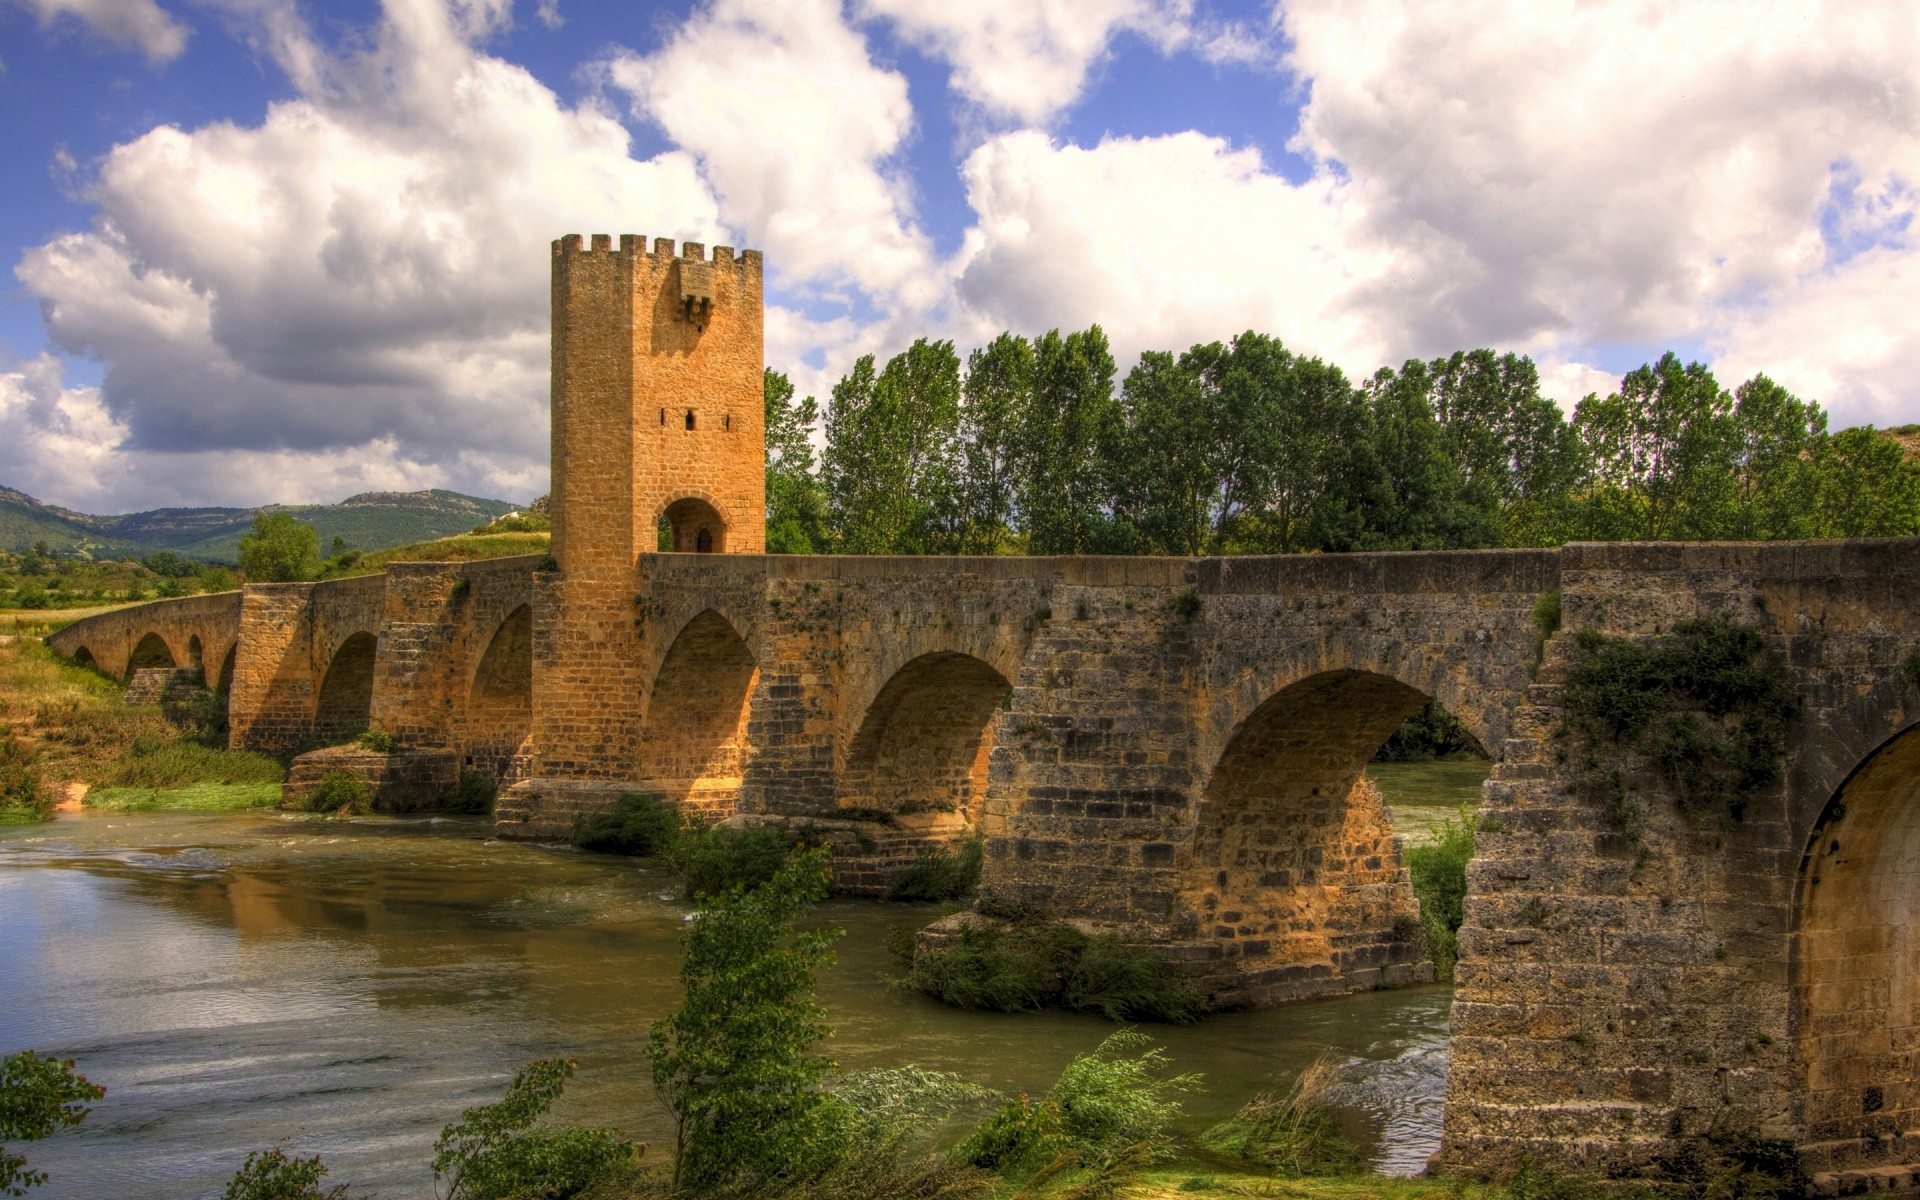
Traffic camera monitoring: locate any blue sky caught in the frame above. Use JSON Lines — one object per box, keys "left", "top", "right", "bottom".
{"left": 0, "top": 0, "right": 1914, "bottom": 511}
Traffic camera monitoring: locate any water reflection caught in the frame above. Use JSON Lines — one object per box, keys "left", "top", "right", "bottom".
{"left": 0, "top": 812, "right": 1449, "bottom": 1198}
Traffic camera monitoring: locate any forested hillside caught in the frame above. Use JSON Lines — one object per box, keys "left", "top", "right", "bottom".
{"left": 763, "top": 334, "right": 1920, "bottom": 556}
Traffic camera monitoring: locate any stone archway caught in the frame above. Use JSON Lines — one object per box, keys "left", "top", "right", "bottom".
{"left": 1794, "top": 724, "right": 1920, "bottom": 1160}
{"left": 641, "top": 610, "right": 757, "bottom": 817}
{"left": 839, "top": 651, "right": 1010, "bottom": 826}
{"left": 1180, "top": 669, "right": 1435, "bottom": 1007}
{"left": 467, "top": 605, "right": 533, "bottom": 775}
{"left": 216, "top": 646, "right": 237, "bottom": 695}
{"left": 187, "top": 635, "right": 205, "bottom": 674}
{"left": 314, "top": 632, "right": 377, "bottom": 743}
{"left": 659, "top": 497, "right": 726, "bottom": 553}
{"left": 128, "top": 631, "right": 176, "bottom": 678}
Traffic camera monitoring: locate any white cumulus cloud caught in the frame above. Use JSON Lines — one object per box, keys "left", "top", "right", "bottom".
{"left": 8, "top": 0, "right": 189, "bottom": 63}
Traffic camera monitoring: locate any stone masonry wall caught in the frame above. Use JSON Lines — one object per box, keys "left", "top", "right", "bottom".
{"left": 1443, "top": 540, "right": 1920, "bottom": 1179}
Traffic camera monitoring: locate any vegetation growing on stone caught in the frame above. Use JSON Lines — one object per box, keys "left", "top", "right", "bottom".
{"left": 1560, "top": 619, "right": 1798, "bottom": 827}
{"left": 673, "top": 823, "right": 794, "bottom": 900}
{"left": 302, "top": 769, "right": 371, "bottom": 816}
{"left": 572, "top": 792, "right": 684, "bottom": 857}
{"left": 908, "top": 915, "right": 1205, "bottom": 1024}
{"left": 445, "top": 768, "right": 498, "bottom": 816}
{"left": 884, "top": 834, "right": 983, "bottom": 902}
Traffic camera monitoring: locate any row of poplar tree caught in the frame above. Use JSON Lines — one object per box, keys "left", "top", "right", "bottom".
{"left": 761, "top": 327, "right": 1920, "bottom": 556}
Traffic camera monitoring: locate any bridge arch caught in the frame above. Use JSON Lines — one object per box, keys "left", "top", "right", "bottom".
{"left": 640, "top": 609, "right": 757, "bottom": 816}
{"left": 467, "top": 604, "right": 533, "bottom": 773}
{"left": 1793, "top": 720, "right": 1920, "bottom": 1156}
{"left": 216, "top": 644, "right": 237, "bottom": 695}
{"left": 839, "top": 651, "right": 1011, "bottom": 826}
{"left": 186, "top": 635, "right": 204, "bottom": 674}
{"left": 127, "top": 631, "right": 177, "bottom": 678}
{"left": 658, "top": 496, "right": 727, "bottom": 554}
{"left": 70, "top": 646, "right": 98, "bottom": 672}
{"left": 1179, "top": 668, "right": 1435, "bottom": 1002}
{"left": 314, "top": 631, "right": 378, "bottom": 743}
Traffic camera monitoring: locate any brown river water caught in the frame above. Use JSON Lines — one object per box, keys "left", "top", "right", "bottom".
{"left": 0, "top": 811, "right": 1453, "bottom": 1198}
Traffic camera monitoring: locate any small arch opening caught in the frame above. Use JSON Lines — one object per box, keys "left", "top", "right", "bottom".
{"left": 315, "top": 632, "right": 378, "bottom": 743}
{"left": 659, "top": 408, "right": 666, "bottom": 426}
{"left": 659, "top": 498, "right": 727, "bottom": 554}
{"left": 723, "top": 414, "right": 731, "bottom": 431}
{"left": 217, "top": 645, "right": 237, "bottom": 695}
{"left": 467, "top": 605, "right": 533, "bottom": 776}
{"left": 128, "top": 632, "right": 176, "bottom": 678}
{"left": 187, "top": 635, "right": 205, "bottom": 674}
{"left": 684, "top": 409, "right": 695, "bottom": 430}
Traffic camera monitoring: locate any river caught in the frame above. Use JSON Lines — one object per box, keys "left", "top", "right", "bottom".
{"left": 0, "top": 811, "right": 1453, "bottom": 1198}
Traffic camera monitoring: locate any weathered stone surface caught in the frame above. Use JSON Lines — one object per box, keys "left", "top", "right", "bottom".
{"left": 284, "top": 745, "right": 460, "bottom": 812}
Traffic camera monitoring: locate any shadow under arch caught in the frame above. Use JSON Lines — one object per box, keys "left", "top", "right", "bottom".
{"left": 71, "top": 646, "right": 98, "bottom": 672}
{"left": 640, "top": 610, "right": 757, "bottom": 817}
{"left": 128, "top": 631, "right": 176, "bottom": 678}
{"left": 314, "top": 632, "right": 377, "bottom": 743}
{"left": 838, "top": 651, "right": 1011, "bottom": 829}
{"left": 658, "top": 497, "right": 726, "bottom": 553}
{"left": 1181, "top": 668, "right": 1436, "bottom": 1006}
{"left": 467, "top": 604, "right": 533, "bottom": 775}
{"left": 216, "top": 645, "right": 237, "bottom": 695}
{"left": 187, "top": 635, "right": 204, "bottom": 674}
{"left": 1793, "top": 720, "right": 1920, "bottom": 1158}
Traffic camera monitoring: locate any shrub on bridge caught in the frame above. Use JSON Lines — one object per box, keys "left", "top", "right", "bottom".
{"left": 572, "top": 792, "right": 683, "bottom": 857}
{"left": 673, "top": 823, "right": 794, "bottom": 900}
{"left": 303, "top": 770, "right": 371, "bottom": 816}
{"left": 884, "top": 835, "right": 983, "bottom": 902}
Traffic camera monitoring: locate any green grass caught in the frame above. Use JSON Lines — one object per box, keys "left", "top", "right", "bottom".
{"left": 85, "top": 782, "right": 282, "bottom": 812}
{"left": 320, "top": 532, "right": 550, "bottom": 578}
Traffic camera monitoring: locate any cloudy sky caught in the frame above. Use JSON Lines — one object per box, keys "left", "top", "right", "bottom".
{"left": 0, "top": 0, "right": 1914, "bottom": 513}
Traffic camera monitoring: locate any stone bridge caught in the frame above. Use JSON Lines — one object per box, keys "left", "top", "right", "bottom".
{"left": 39, "top": 224, "right": 1920, "bottom": 1182}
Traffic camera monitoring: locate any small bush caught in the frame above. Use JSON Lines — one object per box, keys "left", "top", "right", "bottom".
{"left": 303, "top": 770, "right": 371, "bottom": 816}
{"left": 1406, "top": 805, "right": 1476, "bottom": 977}
{"left": 673, "top": 822, "right": 793, "bottom": 899}
{"left": 432, "top": 1058, "right": 638, "bottom": 1200}
{"left": 445, "top": 769, "right": 498, "bottom": 816}
{"left": 572, "top": 793, "right": 682, "bottom": 857}
{"left": 0, "top": 739, "right": 51, "bottom": 825}
{"left": 356, "top": 728, "right": 395, "bottom": 753}
{"left": 910, "top": 919, "right": 1203, "bottom": 1024}
{"left": 886, "top": 836, "right": 983, "bottom": 903}
{"left": 1201, "top": 1053, "right": 1364, "bottom": 1177}
{"left": 222, "top": 1147, "right": 349, "bottom": 1200}
{"left": 101, "top": 739, "right": 285, "bottom": 790}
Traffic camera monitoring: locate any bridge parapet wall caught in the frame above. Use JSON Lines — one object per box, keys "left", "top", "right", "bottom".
{"left": 1445, "top": 539, "right": 1920, "bottom": 1177}
{"left": 45, "top": 591, "right": 242, "bottom": 685}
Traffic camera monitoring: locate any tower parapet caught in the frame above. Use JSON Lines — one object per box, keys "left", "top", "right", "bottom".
{"left": 549, "top": 233, "right": 766, "bottom": 574}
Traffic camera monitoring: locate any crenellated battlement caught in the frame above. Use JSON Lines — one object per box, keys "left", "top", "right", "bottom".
{"left": 551, "top": 233, "right": 763, "bottom": 274}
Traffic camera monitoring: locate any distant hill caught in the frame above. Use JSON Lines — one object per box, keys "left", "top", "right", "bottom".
{"left": 0, "top": 487, "right": 524, "bottom": 562}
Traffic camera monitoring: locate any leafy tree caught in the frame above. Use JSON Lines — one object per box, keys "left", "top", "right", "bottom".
{"left": 1810, "top": 426, "right": 1920, "bottom": 537}
{"left": 1, "top": 1051, "right": 105, "bottom": 1196}
{"left": 1109, "top": 349, "right": 1216, "bottom": 554}
{"left": 953, "top": 334, "right": 1035, "bottom": 554}
{"left": 431, "top": 1058, "right": 636, "bottom": 1200}
{"left": 649, "top": 847, "right": 843, "bottom": 1192}
{"left": 237, "top": 513, "right": 320, "bottom": 582}
{"left": 1238, "top": 345, "right": 1369, "bottom": 553}
{"left": 1357, "top": 365, "right": 1501, "bottom": 550}
{"left": 1572, "top": 354, "right": 1739, "bottom": 540}
{"left": 221, "top": 1147, "right": 349, "bottom": 1200}
{"left": 1021, "top": 327, "right": 1119, "bottom": 554}
{"left": 1729, "top": 374, "right": 1825, "bottom": 539}
{"left": 821, "top": 341, "right": 962, "bottom": 553}
{"left": 764, "top": 369, "right": 830, "bottom": 554}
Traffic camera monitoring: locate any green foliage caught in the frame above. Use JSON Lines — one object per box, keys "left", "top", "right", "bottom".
{"left": 221, "top": 1147, "right": 350, "bottom": 1200}
{"left": 960, "top": 1031, "right": 1196, "bottom": 1179}
{"left": 85, "top": 782, "right": 282, "bottom": 812}
{"left": 672, "top": 822, "right": 794, "bottom": 900}
{"left": 238, "top": 513, "right": 321, "bottom": 582}
{"left": 822, "top": 341, "right": 963, "bottom": 553}
{"left": 885, "top": 835, "right": 983, "bottom": 902}
{"left": 1405, "top": 806, "right": 1477, "bottom": 977}
{"left": 0, "top": 739, "right": 50, "bottom": 826}
{"left": 909, "top": 918, "right": 1204, "bottom": 1024}
{"left": 303, "top": 770, "right": 372, "bottom": 816}
{"left": 1023, "top": 327, "right": 1121, "bottom": 554}
{"left": 572, "top": 793, "right": 684, "bottom": 858}
{"left": 355, "top": 727, "right": 395, "bottom": 753}
{"left": 649, "top": 847, "right": 843, "bottom": 1192}
{"left": 432, "top": 1057, "right": 637, "bottom": 1200}
{"left": 1200, "top": 1053, "right": 1363, "bottom": 1177}
{"left": 1561, "top": 620, "right": 1798, "bottom": 825}
{"left": 1, "top": 1051, "right": 105, "bottom": 1196}
{"left": 445, "top": 769, "right": 498, "bottom": 815}
{"left": 766, "top": 369, "right": 831, "bottom": 554}
{"left": 1373, "top": 700, "right": 1480, "bottom": 762}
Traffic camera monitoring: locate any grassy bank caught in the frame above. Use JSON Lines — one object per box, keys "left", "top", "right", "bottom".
{"left": 0, "top": 636, "right": 284, "bottom": 822}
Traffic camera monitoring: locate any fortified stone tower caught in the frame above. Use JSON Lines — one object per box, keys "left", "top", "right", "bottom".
{"left": 549, "top": 233, "right": 765, "bottom": 570}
